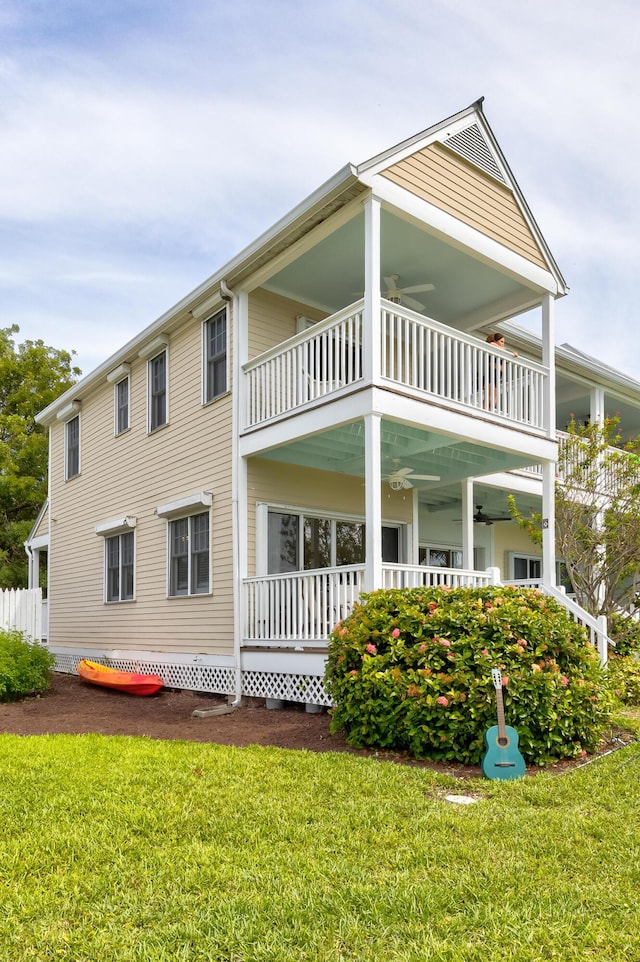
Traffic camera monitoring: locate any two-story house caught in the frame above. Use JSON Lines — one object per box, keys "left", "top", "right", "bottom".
{"left": 30, "top": 99, "right": 625, "bottom": 707}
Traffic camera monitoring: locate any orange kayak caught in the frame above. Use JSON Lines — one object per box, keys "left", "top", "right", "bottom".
{"left": 77, "top": 659, "right": 164, "bottom": 697}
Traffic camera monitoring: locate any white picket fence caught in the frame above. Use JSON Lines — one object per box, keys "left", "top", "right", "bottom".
{"left": 0, "top": 587, "right": 44, "bottom": 643}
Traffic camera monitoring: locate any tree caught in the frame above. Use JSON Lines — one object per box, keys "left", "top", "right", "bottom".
{"left": 509, "top": 417, "right": 640, "bottom": 619}
{"left": 0, "top": 326, "right": 81, "bottom": 587}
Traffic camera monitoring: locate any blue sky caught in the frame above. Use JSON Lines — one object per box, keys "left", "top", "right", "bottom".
{"left": 1, "top": 0, "right": 638, "bottom": 377}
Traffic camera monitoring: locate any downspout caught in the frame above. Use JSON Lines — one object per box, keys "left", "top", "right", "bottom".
{"left": 24, "top": 542, "right": 34, "bottom": 588}
{"left": 223, "top": 278, "right": 244, "bottom": 707}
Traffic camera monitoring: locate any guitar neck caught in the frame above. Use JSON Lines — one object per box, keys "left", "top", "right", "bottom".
{"left": 495, "top": 685, "right": 507, "bottom": 742}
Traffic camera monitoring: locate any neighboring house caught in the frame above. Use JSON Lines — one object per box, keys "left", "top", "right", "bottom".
{"left": 29, "top": 99, "right": 637, "bottom": 706}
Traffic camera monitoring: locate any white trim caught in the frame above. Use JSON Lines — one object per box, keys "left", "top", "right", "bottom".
{"left": 28, "top": 533, "right": 49, "bottom": 551}
{"left": 106, "top": 362, "right": 131, "bottom": 384}
{"left": 147, "top": 345, "right": 169, "bottom": 433}
{"left": 201, "top": 306, "right": 229, "bottom": 405}
{"left": 56, "top": 400, "right": 81, "bottom": 423}
{"left": 138, "top": 334, "right": 169, "bottom": 360}
{"left": 103, "top": 528, "right": 136, "bottom": 604}
{"left": 95, "top": 515, "right": 137, "bottom": 536}
{"left": 360, "top": 174, "right": 560, "bottom": 294}
{"left": 192, "top": 292, "right": 225, "bottom": 320}
{"left": 64, "top": 413, "right": 80, "bottom": 480}
{"left": 113, "top": 372, "right": 130, "bottom": 435}
{"left": 156, "top": 491, "right": 213, "bottom": 520}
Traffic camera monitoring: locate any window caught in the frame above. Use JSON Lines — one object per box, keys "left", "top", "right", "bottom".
{"left": 204, "top": 309, "right": 227, "bottom": 402}
{"left": 149, "top": 350, "right": 167, "bottom": 431}
{"left": 267, "top": 509, "right": 399, "bottom": 574}
{"left": 115, "top": 376, "right": 130, "bottom": 434}
{"left": 169, "top": 512, "right": 210, "bottom": 596}
{"left": 106, "top": 532, "right": 134, "bottom": 602}
{"left": 509, "top": 553, "right": 572, "bottom": 592}
{"left": 419, "top": 545, "right": 485, "bottom": 570}
{"left": 65, "top": 415, "right": 80, "bottom": 479}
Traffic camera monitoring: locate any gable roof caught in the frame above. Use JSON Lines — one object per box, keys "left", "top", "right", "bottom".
{"left": 37, "top": 99, "right": 567, "bottom": 424}
{"left": 358, "top": 98, "right": 567, "bottom": 294}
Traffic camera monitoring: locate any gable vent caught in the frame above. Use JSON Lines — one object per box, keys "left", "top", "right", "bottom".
{"left": 443, "top": 124, "right": 507, "bottom": 184}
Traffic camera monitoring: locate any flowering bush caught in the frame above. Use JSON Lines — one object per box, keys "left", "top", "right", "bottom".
{"left": 324, "top": 586, "right": 612, "bottom": 765}
{"left": 607, "top": 655, "right": 640, "bottom": 706}
{"left": 0, "top": 628, "right": 54, "bottom": 701}
{"left": 608, "top": 613, "right": 640, "bottom": 658}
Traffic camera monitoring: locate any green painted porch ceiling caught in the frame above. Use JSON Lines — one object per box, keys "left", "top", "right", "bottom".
{"left": 258, "top": 419, "right": 535, "bottom": 508}
{"left": 262, "top": 209, "right": 527, "bottom": 325}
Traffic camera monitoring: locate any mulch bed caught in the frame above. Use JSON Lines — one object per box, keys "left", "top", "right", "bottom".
{"left": 0, "top": 671, "right": 634, "bottom": 779}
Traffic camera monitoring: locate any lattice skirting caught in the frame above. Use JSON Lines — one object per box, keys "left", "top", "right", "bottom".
{"left": 53, "top": 652, "right": 331, "bottom": 707}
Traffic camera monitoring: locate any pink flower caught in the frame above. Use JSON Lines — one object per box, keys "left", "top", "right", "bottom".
{"left": 349, "top": 670, "right": 358, "bottom": 676}
{"left": 419, "top": 643, "right": 426, "bottom": 653}
{"left": 560, "top": 675, "right": 569, "bottom": 686}
{"left": 437, "top": 696, "right": 449, "bottom": 707}
{"left": 365, "top": 643, "right": 377, "bottom": 655}
{"left": 481, "top": 648, "right": 489, "bottom": 656}
{"left": 439, "top": 638, "right": 451, "bottom": 647}
{"left": 391, "top": 628, "right": 400, "bottom": 638}
{"left": 339, "top": 627, "right": 349, "bottom": 638}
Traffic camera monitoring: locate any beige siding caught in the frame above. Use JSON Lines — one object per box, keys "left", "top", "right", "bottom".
{"left": 493, "top": 523, "right": 541, "bottom": 579}
{"left": 248, "top": 289, "right": 327, "bottom": 359}
{"left": 48, "top": 314, "right": 234, "bottom": 656}
{"left": 246, "top": 458, "right": 413, "bottom": 575}
{"left": 31, "top": 502, "right": 49, "bottom": 539}
{"left": 381, "top": 142, "right": 547, "bottom": 270}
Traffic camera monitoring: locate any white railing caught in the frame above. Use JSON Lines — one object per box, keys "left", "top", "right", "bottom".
{"left": 0, "top": 587, "right": 43, "bottom": 643}
{"left": 381, "top": 302, "right": 547, "bottom": 429}
{"left": 244, "top": 304, "right": 363, "bottom": 427}
{"left": 382, "top": 564, "right": 499, "bottom": 589}
{"left": 556, "top": 431, "right": 640, "bottom": 496}
{"left": 505, "top": 579, "right": 608, "bottom": 664}
{"left": 244, "top": 565, "right": 365, "bottom": 645}
{"left": 243, "top": 300, "right": 549, "bottom": 431}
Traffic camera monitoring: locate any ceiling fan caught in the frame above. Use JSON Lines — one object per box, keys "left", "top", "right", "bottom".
{"left": 383, "top": 273, "right": 435, "bottom": 311}
{"left": 384, "top": 460, "right": 440, "bottom": 491}
{"left": 473, "top": 505, "right": 512, "bottom": 526}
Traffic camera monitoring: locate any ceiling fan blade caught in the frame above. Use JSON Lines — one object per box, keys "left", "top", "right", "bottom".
{"left": 383, "top": 275, "right": 398, "bottom": 289}
{"left": 403, "top": 295, "right": 425, "bottom": 311}
{"left": 407, "top": 473, "right": 440, "bottom": 481}
{"left": 401, "top": 283, "right": 435, "bottom": 294}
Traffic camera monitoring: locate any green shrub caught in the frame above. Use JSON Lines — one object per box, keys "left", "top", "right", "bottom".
{"left": 325, "top": 586, "right": 612, "bottom": 765}
{"left": 0, "top": 628, "right": 54, "bottom": 701}
{"left": 608, "top": 612, "right": 640, "bottom": 658}
{"left": 607, "top": 655, "right": 640, "bottom": 706}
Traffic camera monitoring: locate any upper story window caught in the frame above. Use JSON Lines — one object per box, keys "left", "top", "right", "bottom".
{"left": 65, "top": 415, "right": 80, "bottom": 479}
{"left": 204, "top": 308, "right": 227, "bottom": 403}
{"left": 149, "top": 350, "right": 167, "bottom": 431}
{"left": 115, "top": 376, "right": 130, "bottom": 434}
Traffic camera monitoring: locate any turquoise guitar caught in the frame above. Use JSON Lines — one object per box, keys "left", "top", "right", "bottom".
{"left": 481, "top": 669, "right": 526, "bottom": 780}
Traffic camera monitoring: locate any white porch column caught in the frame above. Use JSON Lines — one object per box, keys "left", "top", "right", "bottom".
{"left": 542, "top": 461, "right": 556, "bottom": 588}
{"left": 461, "top": 478, "right": 474, "bottom": 570}
{"left": 362, "top": 194, "right": 381, "bottom": 384}
{"left": 232, "top": 287, "right": 249, "bottom": 703}
{"left": 542, "top": 293, "right": 556, "bottom": 440}
{"left": 590, "top": 386, "right": 605, "bottom": 427}
{"left": 364, "top": 412, "right": 383, "bottom": 591}
{"left": 411, "top": 488, "right": 420, "bottom": 565}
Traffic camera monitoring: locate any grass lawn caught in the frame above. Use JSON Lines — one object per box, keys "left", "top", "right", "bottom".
{"left": 1, "top": 713, "right": 640, "bottom": 962}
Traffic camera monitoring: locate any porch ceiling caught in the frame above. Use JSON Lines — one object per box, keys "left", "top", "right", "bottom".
{"left": 261, "top": 209, "right": 535, "bottom": 330}
{"left": 257, "top": 418, "right": 538, "bottom": 500}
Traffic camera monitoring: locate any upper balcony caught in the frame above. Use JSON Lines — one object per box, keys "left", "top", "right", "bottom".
{"left": 242, "top": 297, "right": 549, "bottom": 435}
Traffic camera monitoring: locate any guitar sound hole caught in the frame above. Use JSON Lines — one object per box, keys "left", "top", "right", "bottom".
{"left": 497, "top": 736, "right": 508, "bottom": 747}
